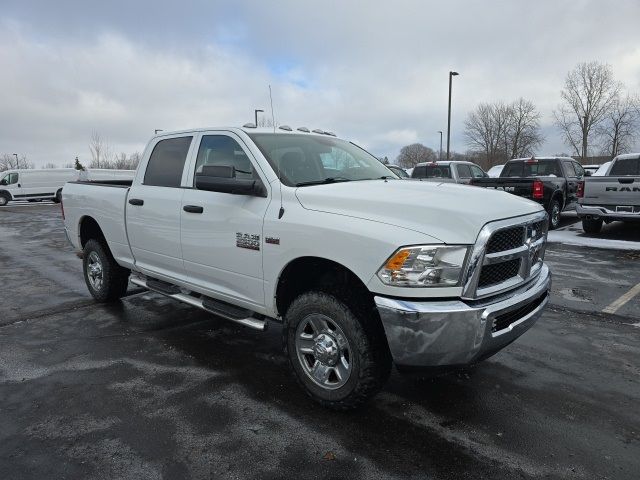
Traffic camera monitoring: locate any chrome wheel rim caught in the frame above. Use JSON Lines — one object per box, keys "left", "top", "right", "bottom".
{"left": 295, "top": 313, "right": 352, "bottom": 390}
{"left": 551, "top": 204, "right": 560, "bottom": 226}
{"left": 87, "top": 251, "right": 104, "bottom": 290}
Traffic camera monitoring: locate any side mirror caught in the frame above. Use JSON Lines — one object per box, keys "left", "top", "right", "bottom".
{"left": 0, "top": 179, "right": 6, "bottom": 186}
{"left": 195, "top": 165, "right": 266, "bottom": 197}
{"left": 584, "top": 170, "right": 592, "bottom": 177}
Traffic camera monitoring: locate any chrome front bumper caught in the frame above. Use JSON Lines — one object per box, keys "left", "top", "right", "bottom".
{"left": 375, "top": 264, "right": 551, "bottom": 368}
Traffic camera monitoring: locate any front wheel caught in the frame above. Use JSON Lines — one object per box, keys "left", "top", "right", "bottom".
{"left": 582, "top": 217, "right": 603, "bottom": 234}
{"left": 83, "top": 239, "right": 130, "bottom": 302}
{"left": 284, "top": 291, "right": 391, "bottom": 410}
{"left": 52, "top": 189, "right": 62, "bottom": 203}
{"left": 548, "top": 198, "right": 561, "bottom": 230}
{"left": 0, "top": 194, "right": 9, "bottom": 206}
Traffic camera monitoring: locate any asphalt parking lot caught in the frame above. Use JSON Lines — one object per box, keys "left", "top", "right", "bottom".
{"left": 1, "top": 202, "right": 639, "bottom": 479}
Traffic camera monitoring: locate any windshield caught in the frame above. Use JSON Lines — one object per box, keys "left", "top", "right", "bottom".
{"left": 411, "top": 165, "right": 452, "bottom": 179}
{"left": 248, "top": 133, "right": 397, "bottom": 186}
{"left": 501, "top": 160, "right": 561, "bottom": 177}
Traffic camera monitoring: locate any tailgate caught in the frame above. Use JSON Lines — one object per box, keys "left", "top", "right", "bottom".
{"left": 471, "top": 178, "right": 534, "bottom": 198}
{"left": 582, "top": 176, "right": 640, "bottom": 207}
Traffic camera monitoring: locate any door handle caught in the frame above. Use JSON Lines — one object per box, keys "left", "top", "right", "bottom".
{"left": 183, "top": 205, "right": 204, "bottom": 214}
{"left": 17, "top": 184, "right": 21, "bottom": 187}
{"left": 618, "top": 178, "right": 635, "bottom": 184}
{"left": 128, "top": 198, "right": 144, "bottom": 206}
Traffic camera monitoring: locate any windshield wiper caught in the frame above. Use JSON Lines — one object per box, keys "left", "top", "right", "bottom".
{"left": 295, "top": 177, "right": 351, "bottom": 187}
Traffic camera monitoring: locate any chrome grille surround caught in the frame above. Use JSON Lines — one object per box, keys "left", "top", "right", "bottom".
{"left": 461, "top": 211, "right": 548, "bottom": 300}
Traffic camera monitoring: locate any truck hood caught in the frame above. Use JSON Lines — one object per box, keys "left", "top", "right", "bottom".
{"left": 295, "top": 180, "right": 543, "bottom": 244}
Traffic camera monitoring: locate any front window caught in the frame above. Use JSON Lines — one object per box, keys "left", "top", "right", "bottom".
{"left": 248, "top": 133, "right": 397, "bottom": 186}
{"left": 0, "top": 173, "right": 18, "bottom": 185}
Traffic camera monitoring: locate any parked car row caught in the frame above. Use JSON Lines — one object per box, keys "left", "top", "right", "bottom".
{"left": 0, "top": 168, "right": 135, "bottom": 205}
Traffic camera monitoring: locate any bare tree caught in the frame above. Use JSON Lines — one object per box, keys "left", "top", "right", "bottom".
{"left": 465, "top": 99, "right": 543, "bottom": 167}
{"left": 505, "top": 98, "right": 544, "bottom": 158}
{"left": 0, "top": 154, "right": 33, "bottom": 171}
{"left": 43, "top": 162, "right": 58, "bottom": 169}
{"left": 553, "top": 61, "right": 621, "bottom": 160}
{"left": 89, "top": 131, "right": 113, "bottom": 168}
{"left": 596, "top": 94, "right": 640, "bottom": 157}
{"left": 396, "top": 143, "right": 437, "bottom": 168}
{"left": 464, "top": 102, "right": 509, "bottom": 166}
{"left": 111, "top": 152, "right": 140, "bottom": 170}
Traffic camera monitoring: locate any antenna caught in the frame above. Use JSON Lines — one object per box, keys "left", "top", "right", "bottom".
{"left": 269, "top": 85, "right": 285, "bottom": 219}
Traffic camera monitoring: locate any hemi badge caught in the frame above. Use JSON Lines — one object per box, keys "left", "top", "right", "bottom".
{"left": 265, "top": 237, "right": 280, "bottom": 245}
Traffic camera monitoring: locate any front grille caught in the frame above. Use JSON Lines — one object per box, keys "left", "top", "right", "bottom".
{"left": 493, "top": 292, "right": 547, "bottom": 332}
{"left": 486, "top": 226, "right": 524, "bottom": 253}
{"left": 478, "top": 258, "right": 521, "bottom": 287}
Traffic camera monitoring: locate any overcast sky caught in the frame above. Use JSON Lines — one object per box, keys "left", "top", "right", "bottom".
{"left": 1, "top": 0, "right": 640, "bottom": 167}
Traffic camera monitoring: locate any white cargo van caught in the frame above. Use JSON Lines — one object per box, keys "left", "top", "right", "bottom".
{"left": 0, "top": 168, "right": 134, "bottom": 206}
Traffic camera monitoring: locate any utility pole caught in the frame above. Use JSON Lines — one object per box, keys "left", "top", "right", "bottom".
{"left": 13, "top": 153, "right": 18, "bottom": 169}
{"left": 437, "top": 131, "right": 443, "bottom": 161}
{"left": 446, "top": 71, "right": 459, "bottom": 160}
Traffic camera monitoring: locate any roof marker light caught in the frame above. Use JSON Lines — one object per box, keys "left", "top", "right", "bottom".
{"left": 279, "top": 125, "right": 292, "bottom": 131}
{"left": 243, "top": 123, "right": 257, "bottom": 128}
{"left": 312, "top": 129, "right": 324, "bottom": 134}
{"left": 297, "top": 127, "right": 310, "bottom": 133}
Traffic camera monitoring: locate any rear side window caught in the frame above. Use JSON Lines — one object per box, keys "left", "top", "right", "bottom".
{"left": 456, "top": 164, "right": 472, "bottom": 178}
{"left": 144, "top": 136, "right": 193, "bottom": 187}
{"left": 609, "top": 158, "right": 640, "bottom": 176}
{"left": 562, "top": 160, "right": 576, "bottom": 177}
{"left": 412, "top": 165, "right": 452, "bottom": 179}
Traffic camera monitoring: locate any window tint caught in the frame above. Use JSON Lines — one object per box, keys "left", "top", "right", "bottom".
{"left": 411, "top": 165, "right": 452, "bottom": 179}
{"left": 144, "top": 137, "right": 192, "bottom": 187}
{"left": 562, "top": 160, "right": 576, "bottom": 177}
{"left": 457, "top": 164, "right": 472, "bottom": 178}
{"left": 502, "top": 160, "right": 561, "bottom": 177}
{"left": 194, "top": 135, "right": 256, "bottom": 182}
{"left": 572, "top": 162, "right": 585, "bottom": 177}
{"left": 609, "top": 158, "right": 640, "bottom": 176}
{"left": 470, "top": 165, "right": 486, "bottom": 178}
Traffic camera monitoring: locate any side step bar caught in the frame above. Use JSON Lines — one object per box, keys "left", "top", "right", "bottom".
{"left": 130, "top": 276, "right": 267, "bottom": 331}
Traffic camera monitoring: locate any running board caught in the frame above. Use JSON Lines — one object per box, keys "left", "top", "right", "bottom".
{"left": 130, "top": 276, "right": 267, "bottom": 331}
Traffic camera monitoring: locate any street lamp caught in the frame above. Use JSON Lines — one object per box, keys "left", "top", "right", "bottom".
{"left": 446, "top": 71, "right": 459, "bottom": 160}
{"left": 437, "top": 131, "right": 443, "bottom": 161}
{"left": 13, "top": 153, "right": 18, "bottom": 168}
{"left": 254, "top": 109, "right": 264, "bottom": 127}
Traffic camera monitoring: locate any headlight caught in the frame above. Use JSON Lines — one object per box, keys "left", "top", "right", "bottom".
{"left": 377, "top": 245, "right": 469, "bottom": 287}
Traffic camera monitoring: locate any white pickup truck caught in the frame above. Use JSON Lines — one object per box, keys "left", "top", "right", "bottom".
{"left": 577, "top": 153, "right": 640, "bottom": 233}
{"left": 62, "top": 126, "right": 551, "bottom": 409}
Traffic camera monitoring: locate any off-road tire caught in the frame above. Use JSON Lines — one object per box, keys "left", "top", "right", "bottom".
{"left": 582, "top": 217, "right": 603, "bottom": 234}
{"left": 284, "top": 291, "right": 391, "bottom": 410}
{"left": 83, "top": 239, "right": 130, "bottom": 302}
{"left": 548, "top": 198, "right": 561, "bottom": 230}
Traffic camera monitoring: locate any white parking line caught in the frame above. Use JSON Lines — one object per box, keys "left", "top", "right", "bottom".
{"left": 602, "top": 282, "right": 640, "bottom": 314}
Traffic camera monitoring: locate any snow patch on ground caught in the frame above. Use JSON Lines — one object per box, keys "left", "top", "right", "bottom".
{"left": 547, "top": 229, "right": 640, "bottom": 251}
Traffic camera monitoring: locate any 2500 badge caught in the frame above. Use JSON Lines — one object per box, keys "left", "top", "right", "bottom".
{"left": 236, "top": 232, "right": 260, "bottom": 251}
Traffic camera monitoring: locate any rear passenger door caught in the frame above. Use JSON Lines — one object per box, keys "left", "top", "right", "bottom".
{"left": 126, "top": 135, "right": 195, "bottom": 279}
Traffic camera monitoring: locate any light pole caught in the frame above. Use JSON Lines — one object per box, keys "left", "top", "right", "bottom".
{"left": 437, "top": 131, "right": 443, "bottom": 161}
{"left": 446, "top": 71, "right": 459, "bottom": 160}
{"left": 254, "top": 109, "right": 264, "bottom": 127}
{"left": 13, "top": 153, "right": 18, "bottom": 168}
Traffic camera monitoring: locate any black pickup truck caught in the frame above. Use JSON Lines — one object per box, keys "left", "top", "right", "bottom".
{"left": 470, "top": 156, "right": 587, "bottom": 229}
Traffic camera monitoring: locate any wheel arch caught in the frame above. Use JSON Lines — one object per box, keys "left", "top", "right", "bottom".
{"left": 0, "top": 189, "right": 12, "bottom": 200}
{"left": 78, "top": 215, "right": 107, "bottom": 248}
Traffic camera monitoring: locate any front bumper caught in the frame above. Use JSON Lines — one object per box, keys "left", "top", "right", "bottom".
{"left": 576, "top": 203, "right": 640, "bottom": 221}
{"left": 375, "top": 264, "right": 551, "bottom": 368}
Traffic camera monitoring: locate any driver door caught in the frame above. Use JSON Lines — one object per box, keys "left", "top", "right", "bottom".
{"left": 180, "top": 132, "right": 270, "bottom": 310}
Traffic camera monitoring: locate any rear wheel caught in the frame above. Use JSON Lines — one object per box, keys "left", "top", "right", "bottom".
{"left": 284, "top": 291, "right": 391, "bottom": 410}
{"left": 548, "top": 198, "right": 561, "bottom": 230}
{"left": 582, "top": 217, "right": 603, "bottom": 234}
{"left": 83, "top": 239, "right": 130, "bottom": 302}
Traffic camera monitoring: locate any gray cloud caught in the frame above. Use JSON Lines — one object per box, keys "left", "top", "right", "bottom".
{"left": 1, "top": 0, "right": 639, "bottom": 166}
